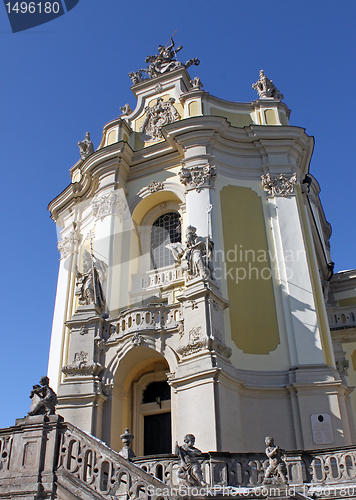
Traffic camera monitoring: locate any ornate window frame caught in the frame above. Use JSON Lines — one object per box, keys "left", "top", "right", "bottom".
{"left": 138, "top": 201, "right": 182, "bottom": 273}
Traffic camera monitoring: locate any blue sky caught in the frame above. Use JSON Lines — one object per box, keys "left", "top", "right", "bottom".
{"left": 1, "top": 0, "right": 355, "bottom": 428}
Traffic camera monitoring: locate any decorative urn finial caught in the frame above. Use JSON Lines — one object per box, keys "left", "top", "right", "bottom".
{"left": 252, "top": 70, "right": 283, "bottom": 100}
{"left": 119, "top": 428, "right": 135, "bottom": 460}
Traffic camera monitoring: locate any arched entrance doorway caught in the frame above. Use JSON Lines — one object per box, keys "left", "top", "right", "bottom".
{"left": 108, "top": 345, "right": 172, "bottom": 456}
{"left": 134, "top": 374, "right": 171, "bottom": 455}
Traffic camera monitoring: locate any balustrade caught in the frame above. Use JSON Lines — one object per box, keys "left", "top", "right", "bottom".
{"left": 58, "top": 423, "right": 170, "bottom": 499}
{"left": 327, "top": 306, "right": 356, "bottom": 330}
{"left": 131, "top": 266, "right": 183, "bottom": 294}
{"left": 304, "top": 449, "right": 356, "bottom": 483}
{"left": 133, "top": 447, "right": 356, "bottom": 489}
{"left": 2, "top": 421, "right": 356, "bottom": 498}
{"left": 107, "top": 304, "right": 182, "bottom": 340}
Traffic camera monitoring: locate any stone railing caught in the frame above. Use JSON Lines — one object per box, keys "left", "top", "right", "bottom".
{"left": 133, "top": 446, "right": 356, "bottom": 489}
{"left": 144, "top": 267, "right": 183, "bottom": 290}
{"left": 131, "top": 266, "right": 184, "bottom": 293}
{"left": 303, "top": 448, "right": 356, "bottom": 484}
{"left": 57, "top": 423, "right": 171, "bottom": 499}
{"left": 0, "top": 417, "right": 170, "bottom": 500}
{"left": 2, "top": 417, "right": 356, "bottom": 499}
{"left": 106, "top": 304, "right": 182, "bottom": 341}
{"left": 133, "top": 453, "right": 268, "bottom": 488}
{"left": 0, "top": 434, "right": 12, "bottom": 473}
{"left": 327, "top": 306, "right": 356, "bottom": 330}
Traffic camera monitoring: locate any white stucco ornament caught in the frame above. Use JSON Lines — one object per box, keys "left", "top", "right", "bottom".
{"left": 91, "top": 191, "right": 125, "bottom": 222}
{"left": 262, "top": 172, "right": 297, "bottom": 197}
{"left": 179, "top": 164, "right": 216, "bottom": 192}
{"left": 57, "top": 228, "right": 81, "bottom": 259}
{"left": 140, "top": 97, "right": 180, "bottom": 141}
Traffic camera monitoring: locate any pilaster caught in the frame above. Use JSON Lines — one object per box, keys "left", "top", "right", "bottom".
{"left": 57, "top": 304, "right": 107, "bottom": 437}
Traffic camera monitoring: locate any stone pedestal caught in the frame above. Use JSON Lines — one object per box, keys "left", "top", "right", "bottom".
{"left": 0, "top": 415, "right": 63, "bottom": 499}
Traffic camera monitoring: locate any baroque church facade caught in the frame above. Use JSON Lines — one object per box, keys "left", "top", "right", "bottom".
{"left": 2, "top": 41, "right": 356, "bottom": 499}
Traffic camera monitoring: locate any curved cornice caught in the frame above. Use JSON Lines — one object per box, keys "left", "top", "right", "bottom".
{"left": 48, "top": 141, "right": 134, "bottom": 222}
{"left": 49, "top": 116, "right": 314, "bottom": 222}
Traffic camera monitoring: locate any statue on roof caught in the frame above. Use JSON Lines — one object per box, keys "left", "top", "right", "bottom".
{"left": 78, "top": 132, "right": 94, "bottom": 160}
{"left": 252, "top": 70, "right": 284, "bottom": 100}
{"left": 119, "top": 103, "right": 132, "bottom": 116}
{"left": 129, "top": 37, "right": 200, "bottom": 85}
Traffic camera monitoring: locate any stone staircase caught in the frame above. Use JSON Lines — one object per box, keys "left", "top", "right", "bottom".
{"left": 0, "top": 415, "right": 170, "bottom": 500}
{"left": 1, "top": 415, "right": 356, "bottom": 499}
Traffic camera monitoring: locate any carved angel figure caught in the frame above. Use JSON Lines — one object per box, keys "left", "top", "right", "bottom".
{"left": 262, "top": 437, "right": 288, "bottom": 484}
{"left": 28, "top": 376, "right": 57, "bottom": 416}
{"left": 78, "top": 132, "right": 94, "bottom": 160}
{"left": 75, "top": 250, "right": 105, "bottom": 309}
{"left": 175, "top": 434, "right": 206, "bottom": 487}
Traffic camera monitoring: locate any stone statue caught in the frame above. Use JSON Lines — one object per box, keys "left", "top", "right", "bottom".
{"left": 78, "top": 132, "right": 94, "bottom": 160}
{"left": 140, "top": 97, "right": 180, "bottom": 141}
{"left": 190, "top": 77, "right": 203, "bottom": 90}
{"left": 252, "top": 70, "right": 284, "bottom": 100}
{"left": 129, "top": 38, "right": 200, "bottom": 83}
{"left": 262, "top": 437, "right": 288, "bottom": 484}
{"left": 175, "top": 434, "right": 206, "bottom": 487}
{"left": 167, "top": 226, "right": 213, "bottom": 280}
{"left": 28, "top": 376, "right": 57, "bottom": 416}
{"left": 128, "top": 70, "right": 145, "bottom": 85}
{"left": 75, "top": 250, "right": 105, "bottom": 309}
{"left": 120, "top": 103, "right": 132, "bottom": 116}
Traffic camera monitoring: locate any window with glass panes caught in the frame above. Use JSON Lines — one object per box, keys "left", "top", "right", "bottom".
{"left": 150, "top": 212, "right": 181, "bottom": 269}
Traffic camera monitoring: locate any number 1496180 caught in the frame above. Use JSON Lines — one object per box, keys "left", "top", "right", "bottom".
{"left": 5, "top": 2, "right": 60, "bottom": 13}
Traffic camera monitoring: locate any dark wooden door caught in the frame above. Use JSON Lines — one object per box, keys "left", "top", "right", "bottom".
{"left": 144, "top": 412, "right": 171, "bottom": 455}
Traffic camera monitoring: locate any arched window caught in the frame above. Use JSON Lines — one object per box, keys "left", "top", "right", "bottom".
{"left": 150, "top": 212, "right": 181, "bottom": 270}
{"left": 142, "top": 381, "right": 171, "bottom": 404}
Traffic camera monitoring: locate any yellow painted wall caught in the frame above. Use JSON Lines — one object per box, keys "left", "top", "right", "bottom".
{"left": 210, "top": 107, "right": 252, "bottom": 127}
{"left": 264, "top": 109, "right": 277, "bottom": 125}
{"left": 189, "top": 101, "right": 200, "bottom": 117}
{"left": 338, "top": 297, "right": 356, "bottom": 307}
{"left": 220, "top": 185, "right": 280, "bottom": 354}
{"left": 107, "top": 130, "right": 116, "bottom": 145}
